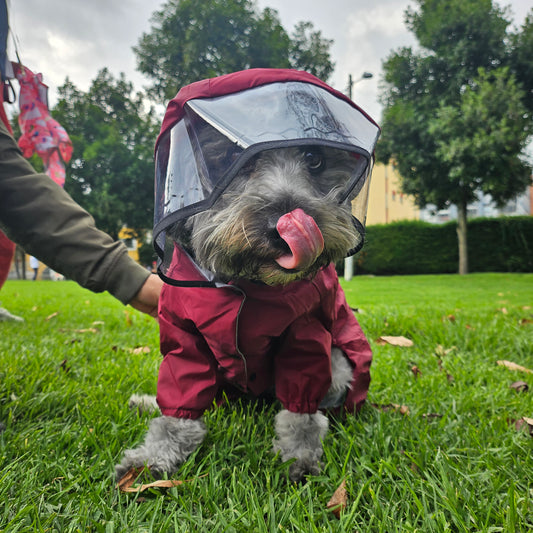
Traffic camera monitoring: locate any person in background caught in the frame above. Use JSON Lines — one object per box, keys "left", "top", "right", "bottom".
{"left": 29, "top": 255, "right": 39, "bottom": 280}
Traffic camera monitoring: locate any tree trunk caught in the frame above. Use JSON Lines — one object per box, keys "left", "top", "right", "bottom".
{"left": 456, "top": 201, "right": 468, "bottom": 275}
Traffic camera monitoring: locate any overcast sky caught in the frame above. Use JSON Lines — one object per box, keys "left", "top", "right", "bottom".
{"left": 5, "top": 0, "right": 531, "bottom": 123}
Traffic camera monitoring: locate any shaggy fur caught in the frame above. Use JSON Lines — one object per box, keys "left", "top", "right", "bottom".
{"left": 116, "top": 146, "right": 362, "bottom": 482}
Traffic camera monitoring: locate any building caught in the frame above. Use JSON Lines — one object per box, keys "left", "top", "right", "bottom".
{"left": 365, "top": 162, "right": 420, "bottom": 225}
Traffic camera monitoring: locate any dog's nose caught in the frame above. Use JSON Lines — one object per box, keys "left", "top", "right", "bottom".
{"left": 275, "top": 209, "right": 324, "bottom": 270}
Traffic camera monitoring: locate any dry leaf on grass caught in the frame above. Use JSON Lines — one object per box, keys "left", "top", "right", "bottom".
{"left": 116, "top": 466, "right": 207, "bottom": 493}
{"left": 434, "top": 345, "right": 456, "bottom": 358}
{"left": 372, "top": 403, "right": 410, "bottom": 416}
{"left": 131, "top": 346, "right": 151, "bottom": 355}
{"left": 45, "top": 311, "right": 59, "bottom": 321}
{"left": 515, "top": 417, "right": 533, "bottom": 437}
{"left": 376, "top": 336, "right": 414, "bottom": 347}
{"left": 510, "top": 381, "right": 529, "bottom": 393}
{"left": 496, "top": 360, "right": 533, "bottom": 375}
{"left": 327, "top": 479, "right": 347, "bottom": 518}
{"left": 411, "top": 365, "right": 422, "bottom": 378}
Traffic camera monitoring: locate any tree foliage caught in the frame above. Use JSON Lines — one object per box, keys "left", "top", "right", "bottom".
{"left": 134, "top": 0, "right": 334, "bottom": 102}
{"left": 377, "top": 0, "right": 533, "bottom": 274}
{"left": 52, "top": 69, "right": 160, "bottom": 239}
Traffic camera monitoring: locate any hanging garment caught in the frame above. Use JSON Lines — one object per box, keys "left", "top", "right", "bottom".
{"left": 14, "top": 63, "right": 72, "bottom": 187}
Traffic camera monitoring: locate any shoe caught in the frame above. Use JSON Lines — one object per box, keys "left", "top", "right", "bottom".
{"left": 0, "top": 306, "right": 24, "bottom": 322}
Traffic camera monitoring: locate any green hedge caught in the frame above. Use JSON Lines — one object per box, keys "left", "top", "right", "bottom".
{"left": 352, "top": 216, "right": 533, "bottom": 275}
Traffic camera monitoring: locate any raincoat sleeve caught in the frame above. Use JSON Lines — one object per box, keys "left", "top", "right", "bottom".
{"left": 274, "top": 315, "right": 333, "bottom": 415}
{"left": 157, "top": 284, "right": 219, "bottom": 419}
{"left": 331, "top": 285, "right": 372, "bottom": 413}
{"left": 0, "top": 120, "right": 149, "bottom": 304}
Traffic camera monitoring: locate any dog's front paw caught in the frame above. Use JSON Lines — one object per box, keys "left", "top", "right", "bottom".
{"left": 115, "top": 416, "right": 207, "bottom": 479}
{"left": 115, "top": 444, "right": 156, "bottom": 480}
{"left": 272, "top": 410, "right": 329, "bottom": 482}
{"left": 288, "top": 456, "right": 323, "bottom": 483}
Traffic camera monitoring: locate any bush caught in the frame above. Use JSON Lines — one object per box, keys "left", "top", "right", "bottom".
{"left": 353, "top": 216, "right": 533, "bottom": 275}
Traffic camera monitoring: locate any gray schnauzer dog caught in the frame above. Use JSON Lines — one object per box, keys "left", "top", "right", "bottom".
{"left": 115, "top": 70, "right": 378, "bottom": 483}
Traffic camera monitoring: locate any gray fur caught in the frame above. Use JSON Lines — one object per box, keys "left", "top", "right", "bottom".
{"left": 128, "top": 394, "right": 160, "bottom": 415}
{"left": 272, "top": 410, "right": 329, "bottom": 482}
{"left": 115, "top": 416, "right": 206, "bottom": 479}
{"left": 319, "top": 347, "right": 354, "bottom": 409}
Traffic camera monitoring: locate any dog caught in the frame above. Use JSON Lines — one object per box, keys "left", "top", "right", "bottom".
{"left": 116, "top": 70, "right": 377, "bottom": 483}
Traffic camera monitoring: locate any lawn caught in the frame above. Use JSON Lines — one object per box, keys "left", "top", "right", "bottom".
{"left": 1, "top": 273, "right": 532, "bottom": 532}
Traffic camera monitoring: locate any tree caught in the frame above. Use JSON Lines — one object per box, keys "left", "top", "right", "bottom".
{"left": 508, "top": 13, "right": 533, "bottom": 115}
{"left": 378, "top": 0, "right": 532, "bottom": 274}
{"left": 52, "top": 69, "right": 160, "bottom": 239}
{"left": 134, "top": 0, "right": 334, "bottom": 102}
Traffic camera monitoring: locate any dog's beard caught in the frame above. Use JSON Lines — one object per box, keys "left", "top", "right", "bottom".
{"left": 170, "top": 147, "right": 362, "bottom": 286}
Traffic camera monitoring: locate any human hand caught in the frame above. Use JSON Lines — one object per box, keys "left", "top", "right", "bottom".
{"left": 129, "top": 274, "right": 164, "bottom": 318}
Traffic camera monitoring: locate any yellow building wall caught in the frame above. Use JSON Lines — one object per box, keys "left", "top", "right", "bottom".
{"left": 365, "top": 163, "right": 419, "bottom": 225}
{"left": 118, "top": 227, "right": 140, "bottom": 262}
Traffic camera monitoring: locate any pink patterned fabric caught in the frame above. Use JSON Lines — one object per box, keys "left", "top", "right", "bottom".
{"left": 14, "top": 64, "right": 72, "bottom": 187}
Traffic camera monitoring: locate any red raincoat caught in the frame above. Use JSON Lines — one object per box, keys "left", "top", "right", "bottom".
{"left": 157, "top": 246, "right": 372, "bottom": 420}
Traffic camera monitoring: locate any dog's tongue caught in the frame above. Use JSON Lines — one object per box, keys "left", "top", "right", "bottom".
{"left": 275, "top": 208, "right": 324, "bottom": 270}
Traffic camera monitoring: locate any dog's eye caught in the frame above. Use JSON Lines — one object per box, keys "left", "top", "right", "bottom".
{"left": 304, "top": 151, "right": 324, "bottom": 172}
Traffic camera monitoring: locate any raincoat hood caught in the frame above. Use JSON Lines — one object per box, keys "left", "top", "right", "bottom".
{"left": 153, "top": 68, "right": 381, "bottom": 285}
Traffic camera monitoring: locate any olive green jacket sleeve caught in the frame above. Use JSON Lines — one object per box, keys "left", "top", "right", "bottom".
{"left": 0, "top": 120, "right": 150, "bottom": 304}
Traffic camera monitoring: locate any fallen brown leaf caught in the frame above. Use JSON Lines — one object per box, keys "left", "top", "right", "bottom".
{"left": 434, "top": 345, "right": 456, "bottom": 358}
{"left": 116, "top": 466, "right": 207, "bottom": 493}
{"left": 131, "top": 346, "right": 151, "bottom": 355}
{"left": 45, "top": 311, "right": 59, "bottom": 321}
{"left": 496, "top": 360, "right": 533, "bottom": 375}
{"left": 519, "top": 318, "right": 533, "bottom": 326}
{"left": 376, "top": 336, "right": 414, "bottom": 347}
{"left": 510, "top": 381, "right": 529, "bottom": 393}
{"left": 372, "top": 403, "right": 410, "bottom": 416}
{"left": 411, "top": 365, "right": 421, "bottom": 379}
{"left": 327, "top": 479, "right": 347, "bottom": 518}
{"left": 515, "top": 417, "right": 533, "bottom": 437}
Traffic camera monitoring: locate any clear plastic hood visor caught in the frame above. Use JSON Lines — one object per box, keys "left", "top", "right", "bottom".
{"left": 154, "top": 81, "right": 380, "bottom": 234}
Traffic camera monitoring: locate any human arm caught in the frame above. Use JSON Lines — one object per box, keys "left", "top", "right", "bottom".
{"left": 0, "top": 119, "right": 160, "bottom": 308}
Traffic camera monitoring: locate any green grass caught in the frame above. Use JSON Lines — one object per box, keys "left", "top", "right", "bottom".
{"left": 1, "top": 273, "right": 532, "bottom": 532}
